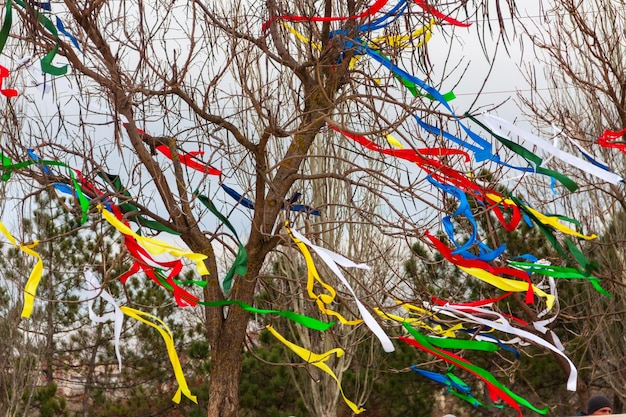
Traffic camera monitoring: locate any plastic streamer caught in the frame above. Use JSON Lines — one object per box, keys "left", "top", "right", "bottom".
{"left": 1, "top": 153, "right": 90, "bottom": 223}
{"left": 467, "top": 114, "right": 578, "bottom": 192}
{"left": 284, "top": 225, "right": 363, "bottom": 326}
{"left": 195, "top": 191, "right": 247, "bottom": 294}
{"left": 199, "top": 299, "right": 333, "bottom": 331}
{"left": 400, "top": 323, "right": 548, "bottom": 416}
{"left": 410, "top": 367, "right": 503, "bottom": 409}
{"left": 266, "top": 325, "right": 365, "bottom": 414}
{"left": 597, "top": 127, "right": 626, "bottom": 153}
{"left": 13, "top": 0, "right": 68, "bottom": 75}
{"left": 414, "top": 0, "right": 472, "bottom": 27}
{"left": 287, "top": 224, "right": 395, "bottom": 353}
{"left": 0, "top": 221, "right": 44, "bottom": 318}
{"left": 426, "top": 175, "right": 506, "bottom": 262}
{"left": 424, "top": 231, "right": 555, "bottom": 307}
{"left": 221, "top": 183, "right": 321, "bottom": 215}
{"left": 0, "top": 65, "right": 18, "bottom": 97}
{"left": 120, "top": 306, "right": 198, "bottom": 404}
{"left": 98, "top": 205, "right": 209, "bottom": 276}
{"left": 262, "top": 0, "right": 390, "bottom": 30}
{"left": 428, "top": 304, "right": 578, "bottom": 391}
{"left": 99, "top": 172, "right": 180, "bottom": 234}
{"left": 508, "top": 261, "right": 611, "bottom": 297}
{"left": 482, "top": 114, "right": 624, "bottom": 184}
{"left": 83, "top": 267, "right": 124, "bottom": 371}
{"left": 375, "top": 308, "right": 462, "bottom": 338}
{"left": 155, "top": 145, "right": 221, "bottom": 176}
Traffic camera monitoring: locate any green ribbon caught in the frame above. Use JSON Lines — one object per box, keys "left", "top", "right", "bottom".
{"left": 402, "top": 322, "right": 548, "bottom": 415}
{"left": 199, "top": 299, "right": 333, "bottom": 331}
{"left": 509, "top": 261, "right": 611, "bottom": 297}
{"left": 99, "top": 172, "right": 181, "bottom": 235}
{"left": 426, "top": 335, "right": 499, "bottom": 352}
{"left": 0, "top": 0, "right": 12, "bottom": 56}
{"left": 509, "top": 195, "right": 594, "bottom": 274}
{"left": 1, "top": 153, "right": 89, "bottom": 223}
{"left": 400, "top": 75, "right": 456, "bottom": 102}
{"left": 195, "top": 191, "right": 247, "bottom": 295}
{"left": 13, "top": 0, "right": 67, "bottom": 75}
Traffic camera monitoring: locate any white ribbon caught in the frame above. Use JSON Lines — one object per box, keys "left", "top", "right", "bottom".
{"left": 290, "top": 228, "right": 395, "bottom": 353}
{"left": 425, "top": 302, "right": 577, "bottom": 391}
{"left": 482, "top": 114, "right": 624, "bottom": 184}
{"left": 83, "top": 267, "right": 124, "bottom": 371}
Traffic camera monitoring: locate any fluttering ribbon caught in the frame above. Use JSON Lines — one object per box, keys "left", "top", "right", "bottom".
{"left": 83, "top": 267, "right": 124, "bottom": 371}
{"left": 486, "top": 193, "right": 596, "bottom": 241}
{"left": 597, "top": 127, "right": 626, "bottom": 153}
{"left": 13, "top": 0, "right": 68, "bottom": 75}
{"left": 99, "top": 172, "right": 180, "bottom": 234}
{"left": 508, "top": 261, "right": 611, "bottom": 297}
{"left": 284, "top": 225, "right": 363, "bottom": 325}
{"left": 482, "top": 114, "right": 624, "bottom": 184}
{"left": 0, "top": 0, "right": 12, "bottom": 56}
{"left": 121, "top": 123, "right": 222, "bottom": 176}
{"left": 155, "top": 145, "right": 221, "bottom": 176}
{"left": 410, "top": 367, "right": 503, "bottom": 408}
{"left": 401, "top": 323, "right": 548, "bottom": 416}
{"left": 426, "top": 304, "right": 578, "bottom": 391}
{"left": 414, "top": 0, "right": 472, "bottom": 27}
{"left": 262, "top": 0, "right": 390, "bottom": 30}
{"left": 120, "top": 306, "right": 197, "bottom": 404}
{"left": 221, "top": 184, "right": 321, "bottom": 215}
{"left": 199, "top": 299, "right": 333, "bottom": 331}
{"left": 563, "top": 132, "right": 612, "bottom": 171}
{"left": 195, "top": 191, "right": 247, "bottom": 294}
{"left": 0, "top": 65, "right": 18, "bottom": 97}
{"left": 266, "top": 325, "right": 364, "bottom": 414}
{"left": 2, "top": 152, "right": 90, "bottom": 223}
{"left": 424, "top": 231, "right": 555, "bottom": 307}
{"left": 98, "top": 204, "right": 209, "bottom": 277}
{"left": 427, "top": 175, "right": 506, "bottom": 262}
{"left": 0, "top": 221, "right": 44, "bottom": 318}
{"left": 467, "top": 114, "right": 578, "bottom": 192}
{"left": 287, "top": 224, "right": 395, "bottom": 352}
{"left": 375, "top": 307, "right": 462, "bottom": 338}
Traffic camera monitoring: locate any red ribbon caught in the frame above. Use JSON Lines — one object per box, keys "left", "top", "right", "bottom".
{"left": 262, "top": 0, "right": 390, "bottom": 30}
{"left": 335, "top": 127, "right": 523, "bottom": 232}
{"left": 425, "top": 231, "right": 535, "bottom": 304}
{"left": 156, "top": 145, "right": 221, "bottom": 176}
{"left": 597, "top": 127, "right": 626, "bottom": 153}
{"left": 414, "top": 0, "right": 472, "bottom": 27}
{"left": 0, "top": 65, "right": 18, "bottom": 97}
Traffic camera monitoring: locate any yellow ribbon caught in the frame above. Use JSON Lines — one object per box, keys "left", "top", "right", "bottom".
{"left": 369, "top": 19, "right": 434, "bottom": 49}
{"left": 120, "top": 306, "right": 197, "bottom": 404}
{"left": 266, "top": 325, "right": 364, "bottom": 414}
{"left": 460, "top": 266, "right": 555, "bottom": 310}
{"left": 281, "top": 22, "right": 322, "bottom": 50}
{"left": 384, "top": 133, "right": 404, "bottom": 149}
{"left": 0, "top": 221, "right": 44, "bottom": 318}
{"left": 350, "top": 19, "right": 435, "bottom": 69}
{"left": 285, "top": 225, "right": 362, "bottom": 325}
{"left": 486, "top": 194, "right": 596, "bottom": 240}
{"left": 375, "top": 308, "right": 461, "bottom": 337}
{"left": 98, "top": 205, "right": 209, "bottom": 276}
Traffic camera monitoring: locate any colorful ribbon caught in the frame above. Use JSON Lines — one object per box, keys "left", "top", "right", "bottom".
{"left": 0, "top": 220, "right": 44, "bottom": 318}
{"left": 84, "top": 268, "right": 124, "bottom": 371}
{"left": 121, "top": 306, "right": 197, "bottom": 404}
{"left": 287, "top": 224, "right": 395, "bottom": 352}
{"left": 266, "top": 325, "right": 364, "bottom": 414}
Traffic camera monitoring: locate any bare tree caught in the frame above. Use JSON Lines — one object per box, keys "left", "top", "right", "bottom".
{"left": 518, "top": 0, "right": 626, "bottom": 412}
{"left": 0, "top": 1, "right": 536, "bottom": 416}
